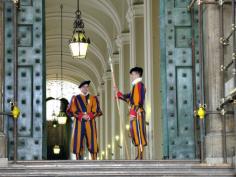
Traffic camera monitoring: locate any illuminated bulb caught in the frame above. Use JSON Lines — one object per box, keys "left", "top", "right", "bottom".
{"left": 53, "top": 145, "right": 60, "bottom": 154}
{"left": 126, "top": 124, "right": 130, "bottom": 130}
{"left": 115, "top": 135, "right": 120, "bottom": 141}
{"left": 57, "top": 111, "right": 67, "bottom": 125}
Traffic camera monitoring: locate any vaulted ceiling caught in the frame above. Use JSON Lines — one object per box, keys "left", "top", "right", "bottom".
{"left": 45, "top": 0, "right": 130, "bottom": 94}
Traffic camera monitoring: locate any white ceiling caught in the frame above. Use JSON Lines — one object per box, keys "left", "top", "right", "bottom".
{"left": 45, "top": 0, "right": 130, "bottom": 94}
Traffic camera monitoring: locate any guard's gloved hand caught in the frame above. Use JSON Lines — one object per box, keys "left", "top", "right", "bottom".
{"left": 88, "top": 112, "right": 95, "bottom": 120}
{"left": 116, "top": 91, "right": 123, "bottom": 99}
{"left": 77, "top": 113, "right": 84, "bottom": 122}
{"left": 129, "top": 109, "right": 137, "bottom": 118}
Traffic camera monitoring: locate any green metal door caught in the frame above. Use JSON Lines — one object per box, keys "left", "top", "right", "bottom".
{"left": 4, "top": 0, "right": 45, "bottom": 160}
{"left": 160, "top": 0, "right": 200, "bottom": 159}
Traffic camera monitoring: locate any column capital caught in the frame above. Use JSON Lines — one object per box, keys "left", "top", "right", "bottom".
{"left": 98, "top": 83, "right": 105, "bottom": 92}
{"left": 116, "top": 33, "right": 130, "bottom": 47}
{"left": 110, "top": 54, "right": 119, "bottom": 64}
{"left": 98, "top": 81, "right": 105, "bottom": 91}
{"left": 102, "top": 71, "right": 112, "bottom": 81}
{"left": 126, "top": 4, "right": 144, "bottom": 24}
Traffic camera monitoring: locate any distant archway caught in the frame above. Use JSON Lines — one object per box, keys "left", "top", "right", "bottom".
{"left": 46, "top": 80, "right": 80, "bottom": 160}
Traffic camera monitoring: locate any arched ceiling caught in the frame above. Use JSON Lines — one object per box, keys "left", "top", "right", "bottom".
{"left": 45, "top": 0, "right": 129, "bottom": 93}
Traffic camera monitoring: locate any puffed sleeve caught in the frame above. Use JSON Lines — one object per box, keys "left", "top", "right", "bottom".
{"left": 66, "top": 96, "right": 77, "bottom": 117}
{"left": 120, "top": 92, "right": 131, "bottom": 103}
{"left": 90, "top": 96, "right": 103, "bottom": 119}
{"left": 133, "top": 83, "right": 145, "bottom": 109}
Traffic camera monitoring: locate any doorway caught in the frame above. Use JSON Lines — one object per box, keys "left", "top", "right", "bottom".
{"left": 1, "top": 0, "right": 200, "bottom": 161}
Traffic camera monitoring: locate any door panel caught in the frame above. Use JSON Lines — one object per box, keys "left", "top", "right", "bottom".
{"left": 160, "top": 0, "right": 200, "bottom": 159}
{"left": 4, "top": 0, "right": 45, "bottom": 160}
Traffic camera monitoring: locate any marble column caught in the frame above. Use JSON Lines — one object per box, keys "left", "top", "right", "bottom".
{"left": 144, "top": 0, "right": 153, "bottom": 160}
{"left": 204, "top": 2, "right": 223, "bottom": 164}
{"left": 143, "top": 0, "right": 162, "bottom": 160}
{"left": 126, "top": 3, "right": 144, "bottom": 68}
{"left": 103, "top": 72, "right": 112, "bottom": 159}
{"left": 222, "top": 3, "right": 236, "bottom": 166}
{"left": 97, "top": 84, "right": 105, "bottom": 160}
{"left": 126, "top": 2, "right": 145, "bottom": 159}
{"left": 116, "top": 33, "right": 131, "bottom": 159}
{"left": 204, "top": 2, "right": 235, "bottom": 163}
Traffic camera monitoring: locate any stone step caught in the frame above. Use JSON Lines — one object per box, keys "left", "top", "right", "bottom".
{"left": 6, "top": 160, "right": 233, "bottom": 169}
{"left": 11, "top": 159, "right": 201, "bottom": 164}
{"left": 0, "top": 160, "right": 235, "bottom": 176}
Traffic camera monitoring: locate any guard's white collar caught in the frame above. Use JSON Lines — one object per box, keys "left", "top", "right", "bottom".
{"left": 132, "top": 77, "right": 142, "bottom": 85}
{"left": 80, "top": 92, "right": 89, "bottom": 96}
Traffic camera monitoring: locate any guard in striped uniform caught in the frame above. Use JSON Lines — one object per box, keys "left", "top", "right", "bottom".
{"left": 67, "top": 80, "right": 102, "bottom": 160}
{"left": 116, "top": 67, "right": 147, "bottom": 160}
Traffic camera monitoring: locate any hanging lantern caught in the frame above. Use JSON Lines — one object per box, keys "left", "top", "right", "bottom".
{"left": 53, "top": 145, "right": 60, "bottom": 154}
{"left": 69, "top": 0, "right": 90, "bottom": 59}
{"left": 57, "top": 111, "right": 67, "bottom": 125}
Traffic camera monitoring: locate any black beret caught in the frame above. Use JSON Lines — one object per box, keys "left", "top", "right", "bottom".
{"left": 129, "top": 67, "right": 143, "bottom": 76}
{"left": 79, "top": 80, "right": 91, "bottom": 88}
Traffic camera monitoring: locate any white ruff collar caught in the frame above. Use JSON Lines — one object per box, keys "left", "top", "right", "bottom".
{"left": 80, "top": 92, "right": 89, "bottom": 96}
{"left": 132, "top": 78, "right": 142, "bottom": 85}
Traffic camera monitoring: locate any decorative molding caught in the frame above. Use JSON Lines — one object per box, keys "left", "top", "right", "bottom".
{"left": 46, "top": 52, "right": 102, "bottom": 85}
{"left": 45, "top": 35, "right": 107, "bottom": 72}
{"left": 125, "top": 4, "right": 144, "bottom": 68}
{"left": 47, "top": 65, "right": 97, "bottom": 94}
{"left": 116, "top": 33, "right": 130, "bottom": 47}
{"left": 103, "top": 71, "right": 112, "bottom": 81}
{"left": 111, "top": 54, "right": 120, "bottom": 64}
{"left": 97, "top": 84, "right": 105, "bottom": 92}
{"left": 97, "top": 0, "right": 122, "bottom": 33}
{"left": 126, "top": 4, "right": 144, "bottom": 24}
{"left": 88, "top": 44, "right": 107, "bottom": 72}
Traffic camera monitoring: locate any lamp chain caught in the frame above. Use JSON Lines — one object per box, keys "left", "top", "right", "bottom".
{"left": 60, "top": 4, "right": 63, "bottom": 98}
{"left": 74, "top": 0, "right": 84, "bottom": 31}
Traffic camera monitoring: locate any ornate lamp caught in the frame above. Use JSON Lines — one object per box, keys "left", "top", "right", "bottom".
{"left": 53, "top": 145, "right": 60, "bottom": 154}
{"left": 69, "top": 0, "right": 90, "bottom": 59}
{"left": 57, "top": 111, "right": 67, "bottom": 125}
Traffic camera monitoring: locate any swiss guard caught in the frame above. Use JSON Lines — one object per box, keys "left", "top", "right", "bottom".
{"left": 115, "top": 67, "right": 147, "bottom": 160}
{"left": 67, "top": 80, "right": 103, "bottom": 160}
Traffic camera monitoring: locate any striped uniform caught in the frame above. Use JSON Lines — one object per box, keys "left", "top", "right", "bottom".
{"left": 66, "top": 94, "right": 102, "bottom": 155}
{"left": 122, "top": 82, "right": 147, "bottom": 147}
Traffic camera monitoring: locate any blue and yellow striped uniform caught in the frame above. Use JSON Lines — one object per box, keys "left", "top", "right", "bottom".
{"left": 66, "top": 94, "right": 102, "bottom": 155}
{"left": 122, "top": 82, "right": 147, "bottom": 147}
